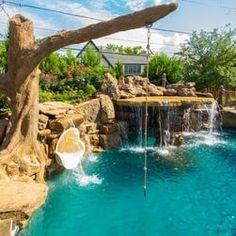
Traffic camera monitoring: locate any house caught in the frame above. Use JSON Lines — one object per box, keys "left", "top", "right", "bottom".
{"left": 77, "top": 40, "right": 147, "bottom": 75}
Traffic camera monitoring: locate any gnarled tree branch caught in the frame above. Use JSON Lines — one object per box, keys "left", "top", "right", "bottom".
{"left": 23, "top": 3, "right": 177, "bottom": 77}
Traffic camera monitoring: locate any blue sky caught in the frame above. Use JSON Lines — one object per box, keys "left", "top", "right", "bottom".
{"left": 0, "top": 0, "right": 236, "bottom": 54}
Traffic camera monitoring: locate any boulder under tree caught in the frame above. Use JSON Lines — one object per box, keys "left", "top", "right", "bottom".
{"left": 0, "top": 3, "right": 177, "bottom": 182}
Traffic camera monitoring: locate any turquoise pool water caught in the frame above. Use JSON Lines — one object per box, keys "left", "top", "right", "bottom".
{"left": 21, "top": 130, "right": 236, "bottom": 236}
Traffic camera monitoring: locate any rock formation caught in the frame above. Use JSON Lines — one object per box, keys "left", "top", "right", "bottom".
{"left": 0, "top": 181, "right": 48, "bottom": 229}
{"left": 103, "top": 74, "right": 214, "bottom": 99}
{"left": 36, "top": 95, "right": 127, "bottom": 175}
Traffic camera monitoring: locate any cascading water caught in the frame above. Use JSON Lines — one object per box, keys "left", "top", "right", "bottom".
{"left": 158, "top": 101, "right": 171, "bottom": 148}
{"left": 73, "top": 155, "right": 102, "bottom": 186}
{"left": 182, "top": 107, "right": 192, "bottom": 134}
{"left": 118, "top": 105, "right": 148, "bottom": 153}
{"left": 163, "top": 106, "right": 171, "bottom": 147}
{"left": 190, "top": 101, "right": 224, "bottom": 146}
{"left": 116, "top": 99, "right": 222, "bottom": 153}
{"left": 158, "top": 106, "right": 163, "bottom": 147}
{"left": 156, "top": 102, "right": 176, "bottom": 156}
{"left": 208, "top": 101, "right": 219, "bottom": 134}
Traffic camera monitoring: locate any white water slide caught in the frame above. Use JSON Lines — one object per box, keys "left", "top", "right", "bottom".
{"left": 55, "top": 127, "right": 85, "bottom": 169}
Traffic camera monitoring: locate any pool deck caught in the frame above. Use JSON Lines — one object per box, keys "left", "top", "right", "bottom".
{"left": 116, "top": 96, "right": 215, "bottom": 107}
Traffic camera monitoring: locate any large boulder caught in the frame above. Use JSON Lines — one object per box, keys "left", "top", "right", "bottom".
{"left": 195, "top": 92, "right": 213, "bottom": 98}
{"left": 166, "top": 82, "right": 197, "bottom": 97}
{"left": 100, "top": 73, "right": 120, "bottom": 99}
{"left": 119, "top": 91, "right": 135, "bottom": 99}
{"left": 133, "top": 85, "right": 147, "bottom": 97}
{"left": 99, "top": 123, "right": 119, "bottom": 134}
{"left": 19, "top": 156, "right": 41, "bottom": 177}
{"left": 0, "top": 181, "right": 48, "bottom": 228}
{"left": 6, "top": 155, "right": 41, "bottom": 180}
{"left": 167, "top": 82, "right": 185, "bottom": 90}
{"left": 76, "top": 95, "right": 115, "bottom": 123}
{"left": 39, "top": 102, "right": 74, "bottom": 116}
{"left": 147, "top": 84, "right": 163, "bottom": 96}
{"left": 178, "top": 88, "right": 196, "bottom": 97}
{"left": 133, "top": 76, "right": 149, "bottom": 86}
{"left": 76, "top": 98, "right": 101, "bottom": 123}
{"left": 99, "top": 95, "right": 115, "bottom": 123}
{"left": 163, "top": 88, "right": 177, "bottom": 96}
{"left": 99, "top": 132, "right": 122, "bottom": 148}
{"left": 49, "top": 114, "right": 84, "bottom": 133}
{"left": 38, "top": 114, "right": 49, "bottom": 130}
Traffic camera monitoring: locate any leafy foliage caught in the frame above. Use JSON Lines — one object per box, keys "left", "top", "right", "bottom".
{"left": 0, "top": 33, "right": 9, "bottom": 74}
{"left": 146, "top": 54, "right": 184, "bottom": 85}
{"left": 178, "top": 26, "right": 236, "bottom": 90}
{"left": 102, "top": 43, "right": 143, "bottom": 55}
{"left": 39, "top": 66, "right": 102, "bottom": 103}
{"left": 114, "top": 61, "right": 124, "bottom": 79}
{"left": 39, "top": 49, "right": 78, "bottom": 78}
{"left": 39, "top": 48, "right": 114, "bottom": 103}
{"left": 81, "top": 44, "right": 102, "bottom": 67}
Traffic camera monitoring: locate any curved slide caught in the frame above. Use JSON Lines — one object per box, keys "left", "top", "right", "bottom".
{"left": 55, "top": 128, "right": 85, "bottom": 169}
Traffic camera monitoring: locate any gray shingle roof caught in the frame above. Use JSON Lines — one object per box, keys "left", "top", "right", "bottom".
{"left": 103, "top": 52, "right": 147, "bottom": 67}
{"left": 77, "top": 40, "right": 147, "bottom": 67}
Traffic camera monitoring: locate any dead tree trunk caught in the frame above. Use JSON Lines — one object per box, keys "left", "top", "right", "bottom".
{"left": 0, "top": 4, "right": 177, "bottom": 182}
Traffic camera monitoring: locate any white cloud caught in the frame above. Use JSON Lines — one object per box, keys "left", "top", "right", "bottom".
{"left": 94, "top": 28, "right": 189, "bottom": 55}
{"left": 34, "top": 0, "right": 115, "bottom": 27}
{"left": 154, "top": 0, "right": 178, "bottom": 5}
{"left": 125, "top": 0, "right": 147, "bottom": 11}
{"left": 154, "top": 0, "right": 164, "bottom": 5}
{"left": 0, "top": 5, "right": 58, "bottom": 38}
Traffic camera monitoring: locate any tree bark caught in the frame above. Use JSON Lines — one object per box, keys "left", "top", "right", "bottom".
{"left": 0, "top": 3, "right": 177, "bottom": 182}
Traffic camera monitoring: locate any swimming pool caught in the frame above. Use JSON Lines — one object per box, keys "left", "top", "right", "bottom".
{"left": 21, "top": 129, "right": 236, "bottom": 236}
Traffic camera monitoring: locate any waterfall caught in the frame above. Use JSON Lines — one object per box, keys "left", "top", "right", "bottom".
{"left": 158, "top": 106, "right": 163, "bottom": 147}
{"left": 190, "top": 101, "right": 223, "bottom": 146}
{"left": 183, "top": 107, "right": 191, "bottom": 133}
{"left": 162, "top": 106, "right": 171, "bottom": 147}
{"left": 208, "top": 101, "right": 219, "bottom": 134}
{"left": 156, "top": 102, "right": 175, "bottom": 156}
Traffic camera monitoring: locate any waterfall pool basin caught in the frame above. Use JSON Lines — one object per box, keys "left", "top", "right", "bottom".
{"left": 21, "top": 130, "right": 236, "bottom": 236}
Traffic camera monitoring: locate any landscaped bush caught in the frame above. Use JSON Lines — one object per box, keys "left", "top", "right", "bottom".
{"left": 145, "top": 54, "right": 184, "bottom": 85}
{"left": 39, "top": 58, "right": 114, "bottom": 103}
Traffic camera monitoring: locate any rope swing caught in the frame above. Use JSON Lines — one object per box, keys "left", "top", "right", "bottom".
{"left": 143, "top": 23, "right": 152, "bottom": 197}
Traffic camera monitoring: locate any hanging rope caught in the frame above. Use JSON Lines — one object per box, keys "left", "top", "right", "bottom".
{"left": 144, "top": 23, "right": 152, "bottom": 197}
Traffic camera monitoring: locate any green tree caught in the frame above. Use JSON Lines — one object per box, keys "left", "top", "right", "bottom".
{"left": 178, "top": 26, "right": 236, "bottom": 90}
{"left": 104, "top": 43, "right": 143, "bottom": 55}
{"left": 81, "top": 44, "right": 102, "bottom": 67}
{"left": 114, "top": 61, "right": 124, "bottom": 79}
{"left": 147, "top": 54, "right": 183, "bottom": 85}
{"left": 65, "top": 49, "right": 79, "bottom": 67}
{"left": 39, "top": 53, "right": 63, "bottom": 75}
{"left": 39, "top": 49, "right": 78, "bottom": 77}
